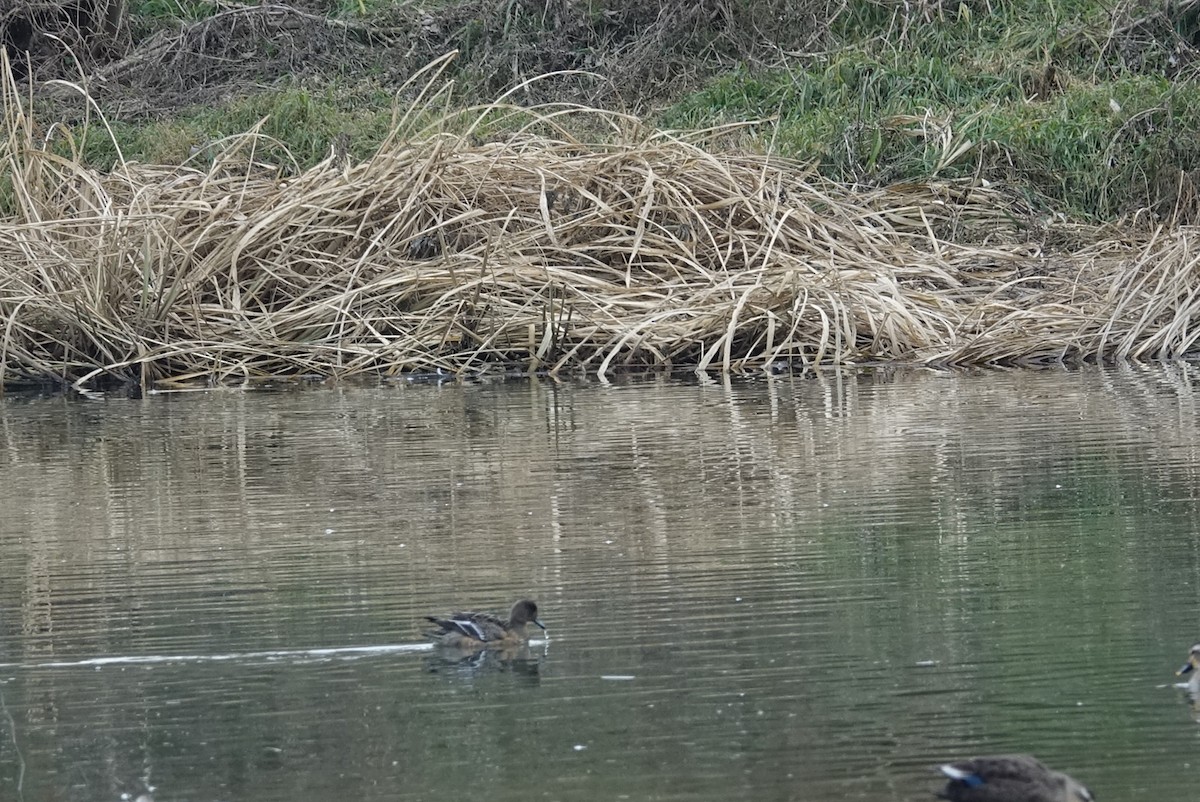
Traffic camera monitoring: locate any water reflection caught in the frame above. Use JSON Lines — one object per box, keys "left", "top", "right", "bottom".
{"left": 423, "top": 646, "right": 546, "bottom": 685}
{"left": 0, "top": 365, "right": 1199, "bottom": 800}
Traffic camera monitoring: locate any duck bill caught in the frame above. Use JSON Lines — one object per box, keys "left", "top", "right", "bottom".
{"left": 532, "top": 619, "right": 547, "bottom": 630}
{"left": 1179, "top": 662, "right": 1196, "bottom": 677}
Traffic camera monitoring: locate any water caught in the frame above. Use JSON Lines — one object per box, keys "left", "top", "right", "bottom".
{"left": 2, "top": 365, "right": 1200, "bottom": 801}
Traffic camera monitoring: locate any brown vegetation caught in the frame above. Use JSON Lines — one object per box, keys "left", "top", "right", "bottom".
{"left": 7, "top": 0, "right": 820, "bottom": 120}
{"left": 2, "top": 0, "right": 127, "bottom": 78}
{"left": 3, "top": 55, "right": 1200, "bottom": 388}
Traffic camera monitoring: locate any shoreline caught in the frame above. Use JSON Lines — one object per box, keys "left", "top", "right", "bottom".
{"left": 3, "top": 93, "right": 1198, "bottom": 389}
{"left": 5, "top": 0, "right": 1200, "bottom": 388}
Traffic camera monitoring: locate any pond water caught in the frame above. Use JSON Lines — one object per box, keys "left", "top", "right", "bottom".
{"left": 2, "top": 365, "right": 1200, "bottom": 801}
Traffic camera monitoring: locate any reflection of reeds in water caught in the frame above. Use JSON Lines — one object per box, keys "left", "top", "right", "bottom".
{"left": 4, "top": 57, "right": 1200, "bottom": 386}
{"left": 3, "top": 366, "right": 1199, "bottom": 596}
{"left": 2, "top": 368, "right": 1198, "bottom": 796}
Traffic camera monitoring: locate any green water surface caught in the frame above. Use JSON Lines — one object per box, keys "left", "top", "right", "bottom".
{"left": 1, "top": 365, "right": 1198, "bottom": 801}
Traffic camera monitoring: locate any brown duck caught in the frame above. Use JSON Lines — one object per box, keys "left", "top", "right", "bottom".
{"left": 1176, "top": 642, "right": 1200, "bottom": 681}
{"left": 936, "top": 755, "right": 1094, "bottom": 802}
{"left": 424, "top": 599, "right": 546, "bottom": 649}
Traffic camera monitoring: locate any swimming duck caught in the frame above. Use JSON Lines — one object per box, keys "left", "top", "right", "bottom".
{"left": 1177, "top": 643, "right": 1200, "bottom": 681}
{"left": 425, "top": 599, "right": 545, "bottom": 648}
{"left": 936, "top": 755, "right": 1094, "bottom": 802}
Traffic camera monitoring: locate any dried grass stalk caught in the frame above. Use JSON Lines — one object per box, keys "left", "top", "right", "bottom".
{"left": 2, "top": 55, "right": 1199, "bottom": 388}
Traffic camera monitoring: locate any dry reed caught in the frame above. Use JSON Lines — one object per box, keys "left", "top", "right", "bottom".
{"left": 3, "top": 55, "right": 1200, "bottom": 388}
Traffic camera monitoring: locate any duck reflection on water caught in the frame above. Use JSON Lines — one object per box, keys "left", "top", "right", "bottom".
{"left": 423, "top": 643, "right": 544, "bottom": 683}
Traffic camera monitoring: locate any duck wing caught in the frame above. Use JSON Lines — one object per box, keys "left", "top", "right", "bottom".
{"left": 427, "top": 611, "right": 506, "bottom": 642}
{"left": 938, "top": 756, "right": 1058, "bottom": 802}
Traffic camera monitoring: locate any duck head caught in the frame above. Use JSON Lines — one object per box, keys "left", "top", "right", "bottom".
{"left": 511, "top": 599, "right": 546, "bottom": 630}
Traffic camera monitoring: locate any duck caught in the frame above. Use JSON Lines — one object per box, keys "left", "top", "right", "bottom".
{"left": 1176, "top": 643, "right": 1200, "bottom": 682}
{"left": 424, "top": 599, "right": 546, "bottom": 649}
{"left": 935, "top": 755, "right": 1095, "bottom": 802}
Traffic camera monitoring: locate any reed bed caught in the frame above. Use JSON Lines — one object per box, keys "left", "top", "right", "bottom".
{"left": 3, "top": 62, "right": 1200, "bottom": 388}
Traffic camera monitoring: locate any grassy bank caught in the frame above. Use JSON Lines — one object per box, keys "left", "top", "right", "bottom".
{"left": 28, "top": 0, "right": 1200, "bottom": 222}
{"left": 3, "top": 1, "right": 1200, "bottom": 387}
{"left": 4, "top": 56, "right": 1200, "bottom": 388}
{"left": 665, "top": 1, "right": 1200, "bottom": 222}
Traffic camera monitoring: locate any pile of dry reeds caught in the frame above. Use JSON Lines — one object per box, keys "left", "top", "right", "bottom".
{"left": 3, "top": 58, "right": 1200, "bottom": 388}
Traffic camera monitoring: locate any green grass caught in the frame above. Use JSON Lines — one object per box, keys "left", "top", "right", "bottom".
{"left": 129, "top": 0, "right": 220, "bottom": 22}
{"left": 330, "top": 0, "right": 407, "bottom": 15}
{"left": 38, "top": 0, "right": 1200, "bottom": 221}
{"left": 128, "top": 0, "right": 428, "bottom": 19}
{"left": 70, "top": 84, "right": 399, "bottom": 168}
{"left": 660, "top": 1, "right": 1200, "bottom": 218}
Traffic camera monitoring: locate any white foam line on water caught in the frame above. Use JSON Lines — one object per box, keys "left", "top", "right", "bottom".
{"left": 0, "top": 637, "right": 551, "bottom": 670}
{"left": 0, "top": 643, "right": 434, "bottom": 669}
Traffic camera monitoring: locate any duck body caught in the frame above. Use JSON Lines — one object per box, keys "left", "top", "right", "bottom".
{"left": 1175, "top": 644, "right": 1200, "bottom": 717}
{"left": 936, "top": 755, "right": 1094, "bottom": 802}
{"left": 1177, "top": 642, "right": 1200, "bottom": 681}
{"left": 425, "top": 599, "right": 545, "bottom": 649}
